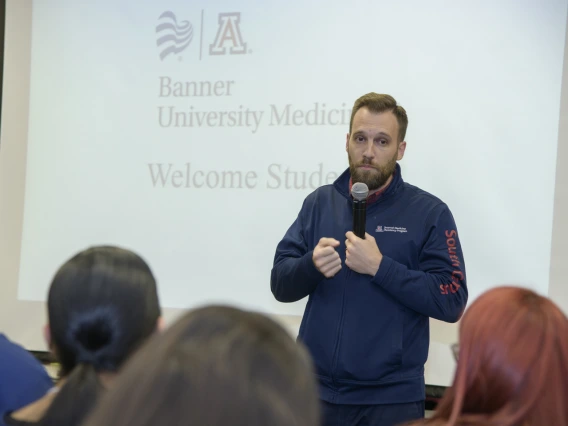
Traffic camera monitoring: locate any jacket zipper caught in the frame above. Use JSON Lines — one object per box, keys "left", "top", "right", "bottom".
{"left": 328, "top": 195, "right": 391, "bottom": 391}
{"left": 329, "top": 269, "right": 349, "bottom": 390}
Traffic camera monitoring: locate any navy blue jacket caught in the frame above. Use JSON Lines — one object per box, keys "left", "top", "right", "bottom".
{"left": 271, "top": 165, "right": 467, "bottom": 405}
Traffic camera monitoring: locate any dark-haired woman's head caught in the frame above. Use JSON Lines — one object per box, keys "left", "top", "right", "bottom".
{"left": 46, "top": 245, "right": 161, "bottom": 375}
{"left": 38, "top": 245, "right": 161, "bottom": 426}
{"left": 423, "top": 286, "right": 568, "bottom": 426}
{"left": 84, "top": 305, "right": 320, "bottom": 426}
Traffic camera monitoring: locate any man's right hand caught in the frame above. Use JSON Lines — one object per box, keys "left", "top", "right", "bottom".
{"left": 312, "top": 237, "right": 342, "bottom": 278}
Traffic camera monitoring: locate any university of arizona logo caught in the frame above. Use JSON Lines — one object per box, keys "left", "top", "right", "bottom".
{"left": 209, "top": 12, "right": 247, "bottom": 55}
{"left": 156, "top": 11, "right": 194, "bottom": 60}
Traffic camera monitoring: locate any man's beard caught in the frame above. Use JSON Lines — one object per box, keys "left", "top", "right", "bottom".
{"left": 348, "top": 152, "right": 397, "bottom": 191}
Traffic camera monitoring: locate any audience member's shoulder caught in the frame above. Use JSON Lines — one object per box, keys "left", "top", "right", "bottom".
{"left": 0, "top": 334, "right": 48, "bottom": 376}
{"left": 0, "top": 334, "right": 53, "bottom": 415}
{"left": 0, "top": 333, "right": 26, "bottom": 359}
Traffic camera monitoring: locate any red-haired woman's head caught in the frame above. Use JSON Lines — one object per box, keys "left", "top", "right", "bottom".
{"left": 429, "top": 286, "right": 568, "bottom": 426}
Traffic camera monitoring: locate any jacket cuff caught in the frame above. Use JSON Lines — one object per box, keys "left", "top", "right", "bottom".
{"left": 302, "top": 250, "right": 326, "bottom": 281}
{"left": 371, "top": 255, "right": 396, "bottom": 288}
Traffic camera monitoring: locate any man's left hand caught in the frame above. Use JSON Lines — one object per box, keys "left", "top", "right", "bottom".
{"left": 345, "top": 231, "right": 383, "bottom": 276}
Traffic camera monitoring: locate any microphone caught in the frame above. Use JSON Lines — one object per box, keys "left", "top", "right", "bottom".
{"left": 351, "top": 182, "right": 369, "bottom": 239}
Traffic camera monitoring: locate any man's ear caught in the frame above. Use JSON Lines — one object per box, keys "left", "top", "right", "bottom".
{"left": 345, "top": 133, "right": 350, "bottom": 152}
{"left": 397, "top": 141, "right": 407, "bottom": 161}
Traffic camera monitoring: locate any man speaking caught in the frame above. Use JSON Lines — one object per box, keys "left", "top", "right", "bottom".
{"left": 271, "top": 93, "right": 467, "bottom": 426}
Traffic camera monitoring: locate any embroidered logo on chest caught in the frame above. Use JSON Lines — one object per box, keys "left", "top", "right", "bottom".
{"left": 375, "top": 225, "right": 407, "bottom": 233}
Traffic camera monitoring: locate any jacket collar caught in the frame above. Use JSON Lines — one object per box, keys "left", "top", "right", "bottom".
{"left": 333, "top": 163, "right": 404, "bottom": 202}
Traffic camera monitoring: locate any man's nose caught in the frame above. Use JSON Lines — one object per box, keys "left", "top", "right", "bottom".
{"left": 363, "top": 141, "right": 375, "bottom": 159}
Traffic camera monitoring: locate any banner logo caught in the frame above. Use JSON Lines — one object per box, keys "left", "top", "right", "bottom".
{"left": 156, "top": 11, "right": 194, "bottom": 60}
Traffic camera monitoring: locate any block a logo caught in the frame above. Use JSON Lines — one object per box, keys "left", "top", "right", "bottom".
{"left": 209, "top": 12, "right": 247, "bottom": 55}
{"left": 156, "top": 11, "right": 194, "bottom": 60}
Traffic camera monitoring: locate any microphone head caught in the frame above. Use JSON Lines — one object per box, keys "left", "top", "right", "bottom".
{"left": 351, "top": 182, "right": 369, "bottom": 201}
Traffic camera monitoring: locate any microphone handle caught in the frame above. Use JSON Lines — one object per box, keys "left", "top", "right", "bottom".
{"left": 353, "top": 200, "right": 366, "bottom": 239}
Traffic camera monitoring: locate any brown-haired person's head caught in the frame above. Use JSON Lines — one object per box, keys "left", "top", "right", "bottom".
{"left": 84, "top": 305, "right": 320, "bottom": 426}
{"left": 418, "top": 286, "right": 568, "bottom": 426}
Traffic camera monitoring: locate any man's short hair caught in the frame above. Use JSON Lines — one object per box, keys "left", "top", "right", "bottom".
{"left": 349, "top": 93, "right": 408, "bottom": 142}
